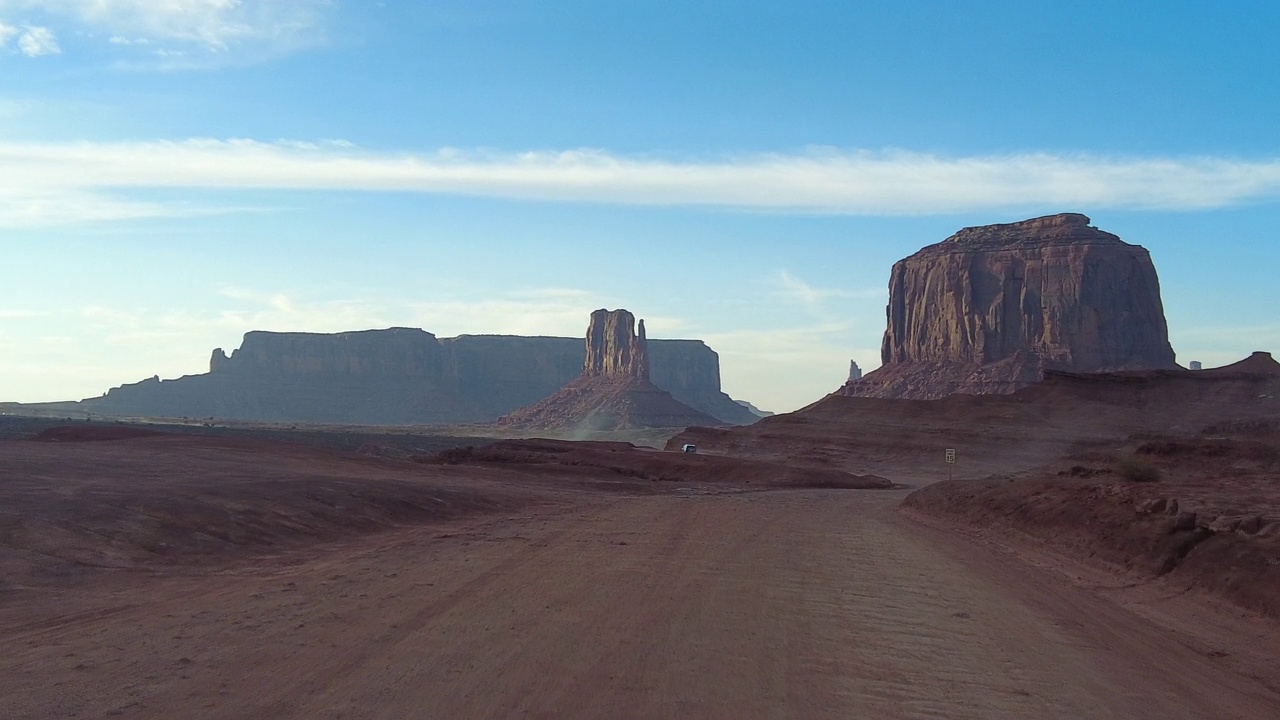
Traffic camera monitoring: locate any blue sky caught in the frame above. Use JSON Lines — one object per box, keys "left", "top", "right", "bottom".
{"left": 2, "top": 1, "right": 1279, "bottom": 412}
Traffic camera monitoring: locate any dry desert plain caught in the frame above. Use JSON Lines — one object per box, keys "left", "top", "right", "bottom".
{"left": 2, "top": 363, "right": 1280, "bottom": 720}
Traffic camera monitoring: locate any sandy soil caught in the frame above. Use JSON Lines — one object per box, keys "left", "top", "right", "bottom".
{"left": 5, "top": 487, "right": 1278, "bottom": 719}
{"left": 1, "top": 429, "right": 1278, "bottom": 718}
{"left": 6, "top": 362, "right": 1280, "bottom": 720}
{"left": 903, "top": 423, "right": 1280, "bottom": 613}
{"left": 672, "top": 360, "right": 1280, "bottom": 615}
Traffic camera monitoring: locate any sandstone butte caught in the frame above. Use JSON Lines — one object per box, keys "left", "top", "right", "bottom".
{"left": 498, "top": 309, "right": 722, "bottom": 431}
{"left": 842, "top": 213, "right": 1179, "bottom": 399}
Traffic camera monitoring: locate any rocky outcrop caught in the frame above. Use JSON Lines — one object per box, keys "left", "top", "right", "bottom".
{"left": 647, "top": 340, "right": 746, "bottom": 422}
{"left": 842, "top": 213, "right": 1179, "bottom": 399}
{"left": 848, "top": 361, "right": 863, "bottom": 382}
{"left": 499, "top": 310, "right": 722, "bottom": 431}
{"left": 76, "top": 324, "right": 758, "bottom": 426}
{"left": 584, "top": 309, "right": 649, "bottom": 379}
{"left": 734, "top": 400, "right": 774, "bottom": 418}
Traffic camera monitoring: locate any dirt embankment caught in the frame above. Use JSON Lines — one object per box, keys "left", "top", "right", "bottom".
{"left": 669, "top": 357, "right": 1280, "bottom": 618}
{"left": 0, "top": 427, "right": 889, "bottom": 593}
{"left": 673, "top": 353, "right": 1280, "bottom": 479}
{"left": 425, "top": 438, "right": 893, "bottom": 490}
{"left": 0, "top": 430, "right": 534, "bottom": 589}
{"left": 904, "top": 423, "right": 1280, "bottom": 618}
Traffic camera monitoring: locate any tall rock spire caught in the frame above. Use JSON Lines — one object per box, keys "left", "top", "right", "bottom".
{"left": 583, "top": 308, "right": 650, "bottom": 381}
{"left": 499, "top": 308, "right": 719, "bottom": 430}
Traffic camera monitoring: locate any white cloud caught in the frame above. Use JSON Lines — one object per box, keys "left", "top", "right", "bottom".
{"left": 16, "top": 24, "right": 56, "bottom": 55}
{"left": 206, "top": 286, "right": 647, "bottom": 345}
{"left": 4, "top": 140, "right": 1280, "bottom": 227}
{"left": 774, "top": 270, "right": 869, "bottom": 308}
{"left": 0, "top": 20, "right": 57, "bottom": 56}
{"left": 0, "top": 186, "right": 181, "bottom": 226}
{"left": 0, "top": 1, "right": 326, "bottom": 60}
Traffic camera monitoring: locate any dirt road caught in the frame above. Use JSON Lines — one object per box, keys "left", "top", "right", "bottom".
{"left": 4, "top": 486, "right": 1278, "bottom": 719}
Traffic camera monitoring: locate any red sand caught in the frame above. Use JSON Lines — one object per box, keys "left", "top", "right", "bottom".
{"left": 2, "top": 356, "right": 1279, "bottom": 718}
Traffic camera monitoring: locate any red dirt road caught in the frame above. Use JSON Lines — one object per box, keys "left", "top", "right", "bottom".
{"left": 5, "top": 486, "right": 1278, "bottom": 719}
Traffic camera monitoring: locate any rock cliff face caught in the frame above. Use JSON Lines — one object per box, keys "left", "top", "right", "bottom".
{"left": 842, "top": 213, "right": 1179, "bottom": 399}
{"left": 648, "top": 340, "right": 743, "bottom": 421}
{"left": 79, "top": 324, "right": 757, "bottom": 426}
{"left": 499, "top": 309, "right": 721, "bottom": 431}
{"left": 584, "top": 309, "right": 649, "bottom": 379}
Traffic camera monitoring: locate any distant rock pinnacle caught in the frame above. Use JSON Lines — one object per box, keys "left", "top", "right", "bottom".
{"left": 583, "top": 308, "right": 650, "bottom": 380}
{"left": 498, "top": 309, "right": 720, "bottom": 430}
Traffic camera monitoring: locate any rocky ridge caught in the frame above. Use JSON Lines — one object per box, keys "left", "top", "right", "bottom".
{"left": 842, "top": 213, "right": 1179, "bottom": 399}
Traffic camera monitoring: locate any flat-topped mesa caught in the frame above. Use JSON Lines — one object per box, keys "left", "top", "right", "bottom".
{"left": 844, "top": 213, "right": 1179, "bottom": 399}
{"left": 80, "top": 322, "right": 757, "bottom": 425}
{"left": 931, "top": 212, "right": 1118, "bottom": 252}
{"left": 583, "top": 309, "right": 650, "bottom": 380}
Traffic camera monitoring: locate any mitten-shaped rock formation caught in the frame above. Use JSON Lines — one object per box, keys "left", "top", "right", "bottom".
{"left": 584, "top": 309, "right": 650, "bottom": 379}
{"left": 842, "top": 213, "right": 1178, "bottom": 399}
{"left": 500, "top": 309, "right": 721, "bottom": 431}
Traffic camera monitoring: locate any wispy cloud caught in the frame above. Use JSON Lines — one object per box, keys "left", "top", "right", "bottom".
{"left": 0, "top": 0, "right": 326, "bottom": 63}
{"left": 0, "top": 19, "right": 57, "bottom": 56}
{"left": 210, "top": 285, "right": 616, "bottom": 341}
{"left": 15, "top": 23, "right": 55, "bottom": 55}
{"left": 774, "top": 270, "right": 875, "bottom": 308}
{"left": 4, "top": 140, "right": 1280, "bottom": 226}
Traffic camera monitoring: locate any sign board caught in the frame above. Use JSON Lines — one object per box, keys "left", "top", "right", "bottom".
{"left": 945, "top": 449, "right": 956, "bottom": 464}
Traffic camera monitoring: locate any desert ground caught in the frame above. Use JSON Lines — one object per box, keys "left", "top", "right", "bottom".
{"left": 2, "top": 398, "right": 1279, "bottom": 718}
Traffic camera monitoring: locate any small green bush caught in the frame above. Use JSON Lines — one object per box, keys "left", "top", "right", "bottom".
{"left": 1115, "top": 456, "right": 1162, "bottom": 482}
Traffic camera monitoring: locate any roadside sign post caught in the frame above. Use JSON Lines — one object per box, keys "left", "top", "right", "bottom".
{"left": 945, "top": 448, "right": 956, "bottom": 481}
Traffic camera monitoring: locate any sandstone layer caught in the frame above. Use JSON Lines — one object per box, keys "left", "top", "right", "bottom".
{"left": 499, "top": 310, "right": 722, "bottom": 431}
{"left": 584, "top": 309, "right": 649, "bottom": 379}
{"left": 72, "top": 325, "right": 757, "bottom": 426}
{"left": 842, "top": 213, "right": 1178, "bottom": 399}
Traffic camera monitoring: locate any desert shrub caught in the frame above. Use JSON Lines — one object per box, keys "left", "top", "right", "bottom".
{"left": 433, "top": 445, "right": 477, "bottom": 464}
{"left": 1200, "top": 418, "right": 1280, "bottom": 436}
{"left": 1254, "top": 442, "right": 1280, "bottom": 465}
{"left": 1128, "top": 432, "right": 1165, "bottom": 443}
{"left": 1196, "top": 440, "right": 1232, "bottom": 457}
{"left": 1060, "top": 465, "right": 1110, "bottom": 478}
{"left": 1136, "top": 441, "right": 1181, "bottom": 456}
{"left": 1115, "top": 456, "right": 1162, "bottom": 482}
